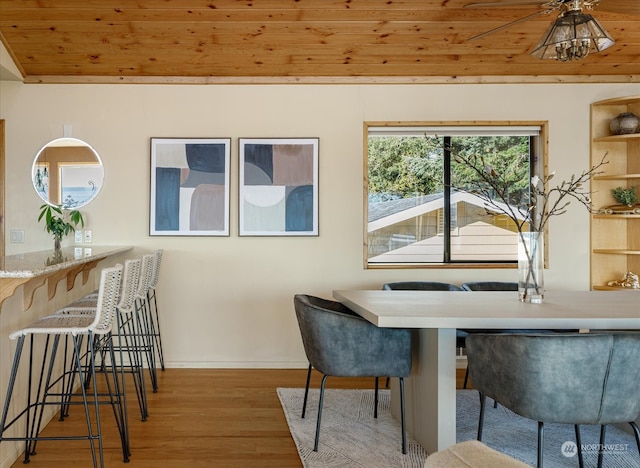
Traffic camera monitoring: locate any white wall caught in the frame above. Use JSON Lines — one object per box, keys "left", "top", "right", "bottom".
{"left": 1, "top": 82, "right": 639, "bottom": 368}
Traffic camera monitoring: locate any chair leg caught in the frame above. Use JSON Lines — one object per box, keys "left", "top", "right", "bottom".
{"left": 73, "top": 333, "right": 104, "bottom": 468}
{"left": 400, "top": 377, "right": 407, "bottom": 455}
{"left": 3, "top": 332, "right": 111, "bottom": 468}
{"left": 142, "top": 300, "right": 159, "bottom": 392}
{"left": 629, "top": 421, "right": 640, "bottom": 456}
{"left": 302, "top": 364, "right": 312, "bottom": 419}
{"left": 574, "top": 425, "right": 584, "bottom": 468}
{"left": 597, "top": 425, "right": 606, "bottom": 468}
{"left": 374, "top": 377, "right": 379, "bottom": 419}
{"left": 148, "top": 290, "right": 165, "bottom": 371}
{"left": 136, "top": 297, "right": 158, "bottom": 393}
{"left": 537, "top": 421, "right": 544, "bottom": 468}
{"left": 313, "top": 374, "right": 329, "bottom": 452}
{"left": 28, "top": 334, "right": 60, "bottom": 457}
{"left": 5, "top": 335, "right": 47, "bottom": 459}
{"left": 463, "top": 367, "right": 469, "bottom": 389}
{"left": 120, "top": 310, "right": 149, "bottom": 421}
{"left": 0, "top": 336, "right": 26, "bottom": 456}
{"left": 57, "top": 335, "right": 72, "bottom": 420}
{"left": 104, "top": 331, "right": 131, "bottom": 461}
{"left": 477, "top": 392, "right": 486, "bottom": 441}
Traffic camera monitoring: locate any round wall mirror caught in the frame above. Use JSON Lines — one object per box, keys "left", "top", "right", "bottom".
{"left": 32, "top": 137, "right": 104, "bottom": 208}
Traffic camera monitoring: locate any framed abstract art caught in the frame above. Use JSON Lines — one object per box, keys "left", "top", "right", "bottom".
{"left": 150, "top": 138, "right": 230, "bottom": 236}
{"left": 239, "top": 138, "right": 319, "bottom": 236}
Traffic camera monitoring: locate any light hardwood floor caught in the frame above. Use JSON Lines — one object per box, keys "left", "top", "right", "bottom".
{"left": 8, "top": 368, "right": 469, "bottom": 467}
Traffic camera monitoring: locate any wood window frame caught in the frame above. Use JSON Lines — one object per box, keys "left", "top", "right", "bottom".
{"left": 363, "top": 120, "right": 549, "bottom": 269}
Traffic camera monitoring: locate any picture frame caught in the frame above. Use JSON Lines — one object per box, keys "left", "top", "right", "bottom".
{"left": 150, "top": 138, "right": 231, "bottom": 236}
{"left": 239, "top": 138, "right": 319, "bottom": 236}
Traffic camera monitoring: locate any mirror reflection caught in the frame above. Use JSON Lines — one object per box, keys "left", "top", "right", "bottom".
{"left": 32, "top": 137, "right": 104, "bottom": 208}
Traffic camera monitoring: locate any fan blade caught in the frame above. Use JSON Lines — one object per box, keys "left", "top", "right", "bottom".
{"left": 464, "top": 0, "right": 640, "bottom": 14}
{"left": 467, "top": 10, "right": 548, "bottom": 41}
{"left": 597, "top": 0, "right": 640, "bottom": 15}
{"left": 464, "top": 0, "right": 547, "bottom": 8}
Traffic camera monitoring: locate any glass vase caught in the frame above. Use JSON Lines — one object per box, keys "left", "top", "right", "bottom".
{"left": 518, "top": 232, "right": 544, "bottom": 303}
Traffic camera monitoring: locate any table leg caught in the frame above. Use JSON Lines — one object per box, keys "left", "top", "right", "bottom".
{"left": 391, "top": 328, "right": 457, "bottom": 454}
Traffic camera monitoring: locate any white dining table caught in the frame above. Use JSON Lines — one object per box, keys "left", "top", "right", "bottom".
{"left": 332, "top": 289, "right": 640, "bottom": 455}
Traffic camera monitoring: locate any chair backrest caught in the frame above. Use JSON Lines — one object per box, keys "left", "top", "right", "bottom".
{"left": 149, "top": 249, "right": 163, "bottom": 290}
{"left": 136, "top": 253, "right": 155, "bottom": 300}
{"left": 293, "top": 294, "right": 411, "bottom": 378}
{"left": 118, "top": 258, "right": 141, "bottom": 314}
{"left": 600, "top": 333, "right": 640, "bottom": 423}
{"left": 461, "top": 281, "right": 518, "bottom": 291}
{"left": 92, "top": 264, "right": 123, "bottom": 334}
{"left": 466, "top": 333, "right": 640, "bottom": 425}
{"left": 9, "top": 264, "right": 123, "bottom": 340}
{"left": 382, "top": 281, "right": 462, "bottom": 291}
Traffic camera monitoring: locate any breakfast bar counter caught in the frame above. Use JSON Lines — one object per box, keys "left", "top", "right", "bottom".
{"left": 0, "top": 245, "right": 133, "bottom": 467}
{"left": 0, "top": 245, "right": 132, "bottom": 312}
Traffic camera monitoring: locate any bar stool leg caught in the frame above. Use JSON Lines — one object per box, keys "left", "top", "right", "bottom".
{"left": 124, "top": 309, "right": 149, "bottom": 420}
{"left": 136, "top": 297, "right": 158, "bottom": 392}
{"left": 0, "top": 336, "right": 27, "bottom": 459}
{"left": 74, "top": 332, "right": 104, "bottom": 468}
{"left": 28, "top": 334, "right": 63, "bottom": 458}
{"left": 148, "top": 288, "right": 166, "bottom": 371}
{"left": 105, "top": 328, "right": 131, "bottom": 460}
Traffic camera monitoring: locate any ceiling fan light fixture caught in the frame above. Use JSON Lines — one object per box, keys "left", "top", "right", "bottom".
{"left": 530, "top": 10, "right": 615, "bottom": 62}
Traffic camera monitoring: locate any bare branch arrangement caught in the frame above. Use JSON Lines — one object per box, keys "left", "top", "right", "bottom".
{"left": 450, "top": 150, "right": 608, "bottom": 234}
{"left": 449, "top": 148, "right": 608, "bottom": 302}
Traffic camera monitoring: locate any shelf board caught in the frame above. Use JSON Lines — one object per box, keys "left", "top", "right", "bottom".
{"left": 592, "top": 96, "right": 640, "bottom": 107}
{"left": 593, "top": 285, "right": 640, "bottom": 291}
{"left": 593, "top": 173, "right": 640, "bottom": 180}
{"left": 593, "top": 249, "right": 640, "bottom": 255}
{"left": 593, "top": 214, "right": 640, "bottom": 219}
{"left": 593, "top": 133, "right": 640, "bottom": 143}
{"left": 590, "top": 96, "right": 639, "bottom": 292}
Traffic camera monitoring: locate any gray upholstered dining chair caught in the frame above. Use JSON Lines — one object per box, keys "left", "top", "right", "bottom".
{"left": 461, "top": 281, "right": 518, "bottom": 291}
{"left": 382, "top": 281, "right": 465, "bottom": 348}
{"left": 459, "top": 281, "right": 565, "bottom": 389}
{"left": 381, "top": 281, "right": 465, "bottom": 388}
{"left": 466, "top": 333, "right": 640, "bottom": 468}
{"left": 459, "top": 281, "right": 517, "bottom": 389}
{"left": 382, "top": 281, "right": 465, "bottom": 350}
{"left": 293, "top": 294, "right": 412, "bottom": 454}
{"left": 383, "top": 281, "right": 463, "bottom": 291}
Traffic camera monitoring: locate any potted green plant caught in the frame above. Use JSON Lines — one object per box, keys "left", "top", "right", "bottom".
{"left": 612, "top": 186, "right": 638, "bottom": 207}
{"left": 38, "top": 203, "right": 84, "bottom": 251}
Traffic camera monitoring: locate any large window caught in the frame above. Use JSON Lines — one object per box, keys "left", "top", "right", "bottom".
{"left": 365, "top": 122, "right": 546, "bottom": 268}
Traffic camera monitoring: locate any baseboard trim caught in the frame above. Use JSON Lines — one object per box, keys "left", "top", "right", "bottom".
{"left": 165, "top": 361, "right": 310, "bottom": 369}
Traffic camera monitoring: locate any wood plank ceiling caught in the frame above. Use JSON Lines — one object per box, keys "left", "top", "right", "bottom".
{"left": 0, "top": 0, "right": 639, "bottom": 84}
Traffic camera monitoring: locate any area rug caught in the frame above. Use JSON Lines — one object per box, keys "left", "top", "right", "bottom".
{"left": 277, "top": 388, "right": 639, "bottom": 468}
{"left": 277, "top": 387, "right": 426, "bottom": 467}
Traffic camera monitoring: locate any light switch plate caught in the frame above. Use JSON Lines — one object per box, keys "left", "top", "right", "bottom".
{"left": 74, "top": 230, "right": 83, "bottom": 244}
{"left": 10, "top": 229, "right": 25, "bottom": 243}
{"left": 84, "top": 229, "right": 92, "bottom": 243}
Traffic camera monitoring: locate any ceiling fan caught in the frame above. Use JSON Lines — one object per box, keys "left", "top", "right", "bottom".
{"left": 464, "top": 0, "right": 639, "bottom": 61}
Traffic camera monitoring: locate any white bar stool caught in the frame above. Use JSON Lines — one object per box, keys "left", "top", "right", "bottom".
{"left": 0, "top": 265, "right": 123, "bottom": 468}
